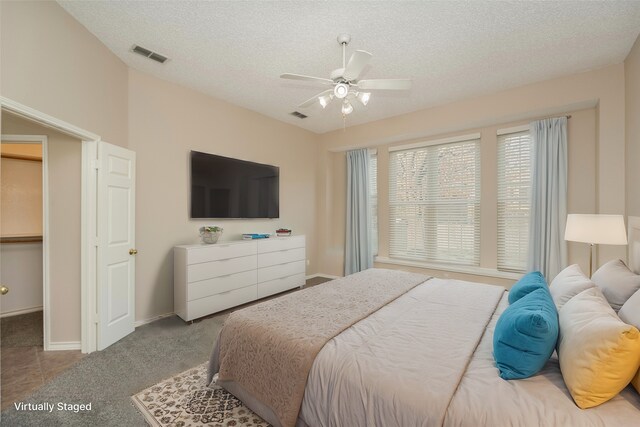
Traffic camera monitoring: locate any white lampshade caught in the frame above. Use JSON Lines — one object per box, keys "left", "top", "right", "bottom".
{"left": 357, "top": 92, "right": 371, "bottom": 106}
{"left": 318, "top": 94, "right": 332, "bottom": 109}
{"left": 341, "top": 101, "right": 353, "bottom": 115}
{"left": 564, "top": 214, "right": 627, "bottom": 245}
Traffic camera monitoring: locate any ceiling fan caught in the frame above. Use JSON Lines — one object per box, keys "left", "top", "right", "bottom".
{"left": 281, "top": 34, "right": 411, "bottom": 116}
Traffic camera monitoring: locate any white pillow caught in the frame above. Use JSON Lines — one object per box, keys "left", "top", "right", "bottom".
{"left": 549, "top": 264, "right": 595, "bottom": 310}
{"left": 619, "top": 289, "right": 640, "bottom": 329}
{"left": 592, "top": 259, "right": 640, "bottom": 312}
{"left": 619, "top": 289, "right": 640, "bottom": 394}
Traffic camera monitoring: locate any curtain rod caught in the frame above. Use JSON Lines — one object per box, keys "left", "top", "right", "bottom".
{"left": 529, "top": 114, "right": 571, "bottom": 123}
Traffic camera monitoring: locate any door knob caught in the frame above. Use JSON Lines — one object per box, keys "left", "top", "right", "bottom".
{"left": 0, "top": 285, "right": 9, "bottom": 295}
{"left": 129, "top": 249, "right": 138, "bottom": 255}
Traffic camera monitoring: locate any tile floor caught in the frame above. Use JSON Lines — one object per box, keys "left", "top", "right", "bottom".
{"left": 0, "top": 311, "right": 85, "bottom": 410}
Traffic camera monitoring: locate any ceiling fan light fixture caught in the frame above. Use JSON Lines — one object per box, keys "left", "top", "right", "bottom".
{"left": 342, "top": 101, "right": 354, "bottom": 115}
{"left": 281, "top": 34, "right": 411, "bottom": 121}
{"left": 334, "top": 83, "right": 349, "bottom": 99}
{"left": 318, "top": 94, "right": 332, "bottom": 109}
{"left": 357, "top": 92, "right": 371, "bottom": 106}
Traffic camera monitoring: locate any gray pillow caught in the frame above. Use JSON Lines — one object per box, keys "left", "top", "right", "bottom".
{"left": 619, "top": 290, "right": 640, "bottom": 329}
{"left": 549, "top": 264, "right": 595, "bottom": 310}
{"left": 592, "top": 259, "right": 640, "bottom": 312}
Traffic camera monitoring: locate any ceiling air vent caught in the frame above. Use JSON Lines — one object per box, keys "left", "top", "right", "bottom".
{"left": 290, "top": 111, "right": 308, "bottom": 119}
{"left": 131, "top": 45, "right": 169, "bottom": 64}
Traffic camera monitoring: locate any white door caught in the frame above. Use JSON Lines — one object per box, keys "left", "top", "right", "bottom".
{"left": 97, "top": 141, "right": 136, "bottom": 350}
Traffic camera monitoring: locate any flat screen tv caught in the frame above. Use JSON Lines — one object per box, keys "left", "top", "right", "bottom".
{"left": 190, "top": 151, "right": 279, "bottom": 219}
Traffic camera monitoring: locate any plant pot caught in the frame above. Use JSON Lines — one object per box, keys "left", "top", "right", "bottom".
{"left": 201, "top": 230, "right": 222, "bottom": 244}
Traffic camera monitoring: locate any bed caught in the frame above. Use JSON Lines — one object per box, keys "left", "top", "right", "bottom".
{"left": 207, "top": 268, "right": 640, "bottom": 427}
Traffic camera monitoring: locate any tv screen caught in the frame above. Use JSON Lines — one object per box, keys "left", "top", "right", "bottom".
{"left": 190, "top": 151, "right": 279, "bottom": 219}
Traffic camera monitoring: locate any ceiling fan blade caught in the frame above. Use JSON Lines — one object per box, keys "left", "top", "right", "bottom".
{"left": 298, "top": 89, "right": 333, "bottom": 108}
{"left": 343, "top": 50, "right": 372, "bottom": 81}
{"left": 357, "top": 79, "right": 412, "bottom": 90}
{"left": 280, "top": 73, "right": 334, "bottom": 85}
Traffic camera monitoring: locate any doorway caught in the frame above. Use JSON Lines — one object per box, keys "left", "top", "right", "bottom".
{"left": 0, "top": 136, "right": 47, "bottom": 336}
{"left": 0, "top": 134, "right": 85, "bottom": 408}
{"left": 1, "top": 97, "right": 136, "bottom": 356}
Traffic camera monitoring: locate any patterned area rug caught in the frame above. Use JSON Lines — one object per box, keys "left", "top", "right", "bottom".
{"left": 132, "top": 363, "right": 269, "bottom": 426}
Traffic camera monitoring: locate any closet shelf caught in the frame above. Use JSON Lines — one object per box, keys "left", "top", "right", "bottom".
{"left": 0, "top": 236, "right": 43, "bottom": 244}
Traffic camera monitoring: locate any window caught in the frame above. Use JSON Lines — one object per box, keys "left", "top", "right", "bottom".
{"left": 369, "top": 150, "right": 378, "bottom": 256}
{"left": 388, "top": 137, "right": 481, "bottom": 265}
{"left": 497, "top": 129, "right": 532, "bottom": 272}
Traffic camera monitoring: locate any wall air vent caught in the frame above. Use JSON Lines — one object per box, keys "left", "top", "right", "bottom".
{"left": 290, "top": 111, "right": 308, "bottom": 119}
{"left": 131, "top": 45, "right": 169, "bottom": 64}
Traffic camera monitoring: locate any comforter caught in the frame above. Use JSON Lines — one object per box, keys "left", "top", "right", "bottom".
{"left": 212, "top": 268, "right": 429, "bottom": 427}
{"left": 209, "top": 270, "right": 640, "bottom": 427}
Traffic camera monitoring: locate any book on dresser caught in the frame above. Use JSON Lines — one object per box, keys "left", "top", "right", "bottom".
{"left": 174, "top": 235, "right": 306, "bottom": 322}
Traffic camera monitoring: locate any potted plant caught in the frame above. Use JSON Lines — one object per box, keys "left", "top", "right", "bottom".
{"left": 199, "top": 226, "right": 223, "bottom": 244}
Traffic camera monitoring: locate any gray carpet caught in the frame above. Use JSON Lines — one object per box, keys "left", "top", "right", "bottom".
{"left": 1, "top": 311, "right": 43, "bottom": 347}
{"left": 0, "top": 277, "right": 331, "bottom": 426}
{"left": 1, "top": 313, "right": 226, "bottom": 426}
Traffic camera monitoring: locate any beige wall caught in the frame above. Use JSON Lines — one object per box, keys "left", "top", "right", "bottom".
{"left": 626, "top": 34, "right": 640, "bottom": 217}
{"left": 2, "top": 114, "right": 82, "bottom": 343}
{"left": 128, "top": 69, "right": 320, "bottom": 322}
{"left": 1, "top": 156, "right": 43, "bottom": 236}
{"left": 318, "top": 65, "right": 625, "bottom": 283}
{"left": 0, "top": 1, "right": 128, "bottom": 146}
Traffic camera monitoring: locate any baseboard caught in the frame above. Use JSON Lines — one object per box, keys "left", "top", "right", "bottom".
{"left": 305, "top": 273, "right": 341, "bottom": 280}
{"left": 47, "top": 341, "right": 81, "bottom": 351}
{"left": 0, "top": 306, "right": 43, "bottom": 318}
{"left": 134, "top": 312, "right": 175, "bottom": 327}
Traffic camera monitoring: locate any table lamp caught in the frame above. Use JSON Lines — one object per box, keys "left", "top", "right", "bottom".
{"left": 564, "top": 214, "right": 627, "bottom": 276}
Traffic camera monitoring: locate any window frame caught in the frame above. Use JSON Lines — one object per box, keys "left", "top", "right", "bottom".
{"left": 496, "top": 126, "right": 532, "bottom": 273}
{"left": 388, "top": 134, "right": 481, "bottom": 266}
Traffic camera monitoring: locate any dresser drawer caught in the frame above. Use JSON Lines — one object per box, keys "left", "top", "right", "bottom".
{"left": 258, "top": 260, "right": 305, "bottom": 283}
{"left": 186, "top": 241, "right": 257, "bottom": 265}
{"left": 188, "top": 269, "right": 257, "bottom": 301}
{"left": 187, "top": 285, "right": 257, "bottom": 320}
{"left": 257, "top": 236, "right": 305, "bottom": 254}
{"left": 257, "top": 247, "right": 305, "bottom": 268}
{"left": 188, "top": 255, "right": 257, "bottom": 283}
{"left": 258, "top": 273, "right": 305, "bottom": 299}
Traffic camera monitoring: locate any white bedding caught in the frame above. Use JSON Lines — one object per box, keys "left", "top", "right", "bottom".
{"left": 299, "top": 278, "right": 504, "bottom": 427}
{"left": 299, "top": 278, "right": 640, "bottom": 427}
{"left": 210, "top": 272, "right": 640, "bottom": 426}
{"left": 445, "top": 294, "right": 640, "bottom": 427}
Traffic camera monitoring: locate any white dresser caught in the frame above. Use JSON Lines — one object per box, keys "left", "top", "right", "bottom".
{"left": 174, "top": 235, "right": 306, "bottom": 321}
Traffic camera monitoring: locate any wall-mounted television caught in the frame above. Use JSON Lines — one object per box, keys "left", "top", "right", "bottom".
{"left": 190, "top": 151, "right": 279, "bottom": 219}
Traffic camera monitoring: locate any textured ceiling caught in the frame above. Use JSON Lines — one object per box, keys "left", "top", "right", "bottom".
{"left": 58, "top": 1, "right": 640, "bottom": 134}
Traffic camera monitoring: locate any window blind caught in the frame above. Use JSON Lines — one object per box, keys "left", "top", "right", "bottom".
{"left": 497, "top": 130, "right": 532, "bottom": 272}
{"left": 369, "top": 152, "right": 378, "bottom": 256}
{"left": 389, "top": 138, "right": 480, "bottom": 265}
